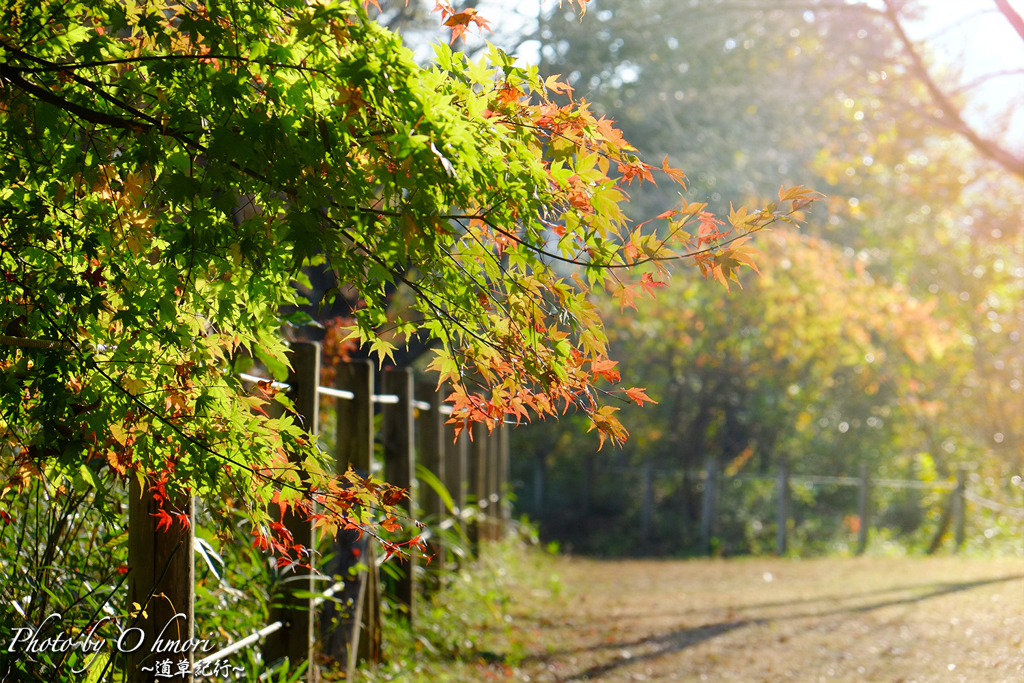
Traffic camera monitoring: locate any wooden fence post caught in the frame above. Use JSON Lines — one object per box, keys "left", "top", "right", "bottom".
{"left": 126, "top": 482, "right": 195, "bottom": 682}
{"left": 382, "top": 368, "right": 416, "bottom": 623}
{"left": 857, "top": 463, "right": 870, "bottom": 555}
{"left": 533, "top": 451, "right": 545, "bottom": 516}
{"left": 699, "top": 457, "right": 718, "bottom": 556}
{"left": 336, "top": 360, "right": 374, "bottom": 474}
{"left": 443, "top": 413, "right": 467, "bottom": 515}
{"left": 498, "top": 421, "right": 510, "bottom": 528}
{"left": 640, "top": 460, "right": 653, "bottom": 549}
{"left": 581, "top": 452, "right": 592, "bottom": 518}
{"left": 321, "top": 360, "right": 379, "bottom": 677}
{"left": 262, "top": 342, "right": 318, "bottom": 683}
{"left": 416, "top": 380, "right": 446, "bottom": 578}
{"left": 468, "top": 421, "right": 488, "bottom": 551}
{"left": 954, "top": 467, "right": 967, "bottom": 553}
{"left": 443, "top": 412, "right": 468, "bottom": 566}
{"left": 486, "top": 425, "right": 500, "bottom": 540}
{"left": 776, "top": 459, "right": 790, "bottom": 556}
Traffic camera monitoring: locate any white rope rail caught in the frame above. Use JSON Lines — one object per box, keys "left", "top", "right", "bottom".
{"left": 238, "top": 373, "right": 455, "bottom": 412}
{"left": 312, "top": 579, "right": 348, "bottom": 607}
{"left": 789, "top": 475, "right": 956, "bottom": 491}
{"left": 194, "top": 620, "right": 284, "bottom": 668}
{"left": 238, "top": 372, "right": 291, "bottom": 390}
{"left": 963, "top": 490, "right": 1024, "bottom": 518}
{"left": 317, "top": 385, "right": 356, "bottom": 400}
{"left": 598, "top": 467, "right": 962, "bottom": 491}
{"left": 789, "top": 475, "right": 861, "bottom": 486}
{"left": 869, "top": 477, "right": 956, "bottom": 490}
{"left": 194, "top": 578, "right": 350, "bottom": 667}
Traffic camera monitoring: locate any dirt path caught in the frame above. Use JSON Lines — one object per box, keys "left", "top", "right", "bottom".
{"left": 509, "top": 556, "right": 1023, "bottom": 683}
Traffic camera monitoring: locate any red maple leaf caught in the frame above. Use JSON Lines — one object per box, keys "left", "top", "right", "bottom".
{"left": 252, "top": 532, "right": 271, "bottom": 552}
{"left": 380, "top": 487, "right": 408, "bottom": 507}
{"left": 269, "top": 520, "right": 294, "bottom": 544}
{"left": 174, "top": 510, "right": 191, "bottom": 530}
{"left": 152, "top": 508, "right": 173, "bottom": 533}
{"left": 639, "top": 272, "right": 666, "bottom": 298}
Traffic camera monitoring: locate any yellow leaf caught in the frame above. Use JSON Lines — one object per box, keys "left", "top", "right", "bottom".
{"left": 425, "top": 349, "right": 460, "bottom": 386}
{"left": 123, "top": 378, "right": 146, "bottom": 396}
{"left": 369, "top": 338, "right": 397, "bottom": 368}
{"left": 110, "top": 423, "right": 128, "bottom": 446}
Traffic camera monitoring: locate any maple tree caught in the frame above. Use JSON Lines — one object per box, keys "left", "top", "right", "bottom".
{"left": 0, "top": 0, "right": 814, "bottom": 569}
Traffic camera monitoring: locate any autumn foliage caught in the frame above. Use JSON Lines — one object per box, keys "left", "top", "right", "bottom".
{"left": 0, "top": 0, "right": 816, "bottom": 556}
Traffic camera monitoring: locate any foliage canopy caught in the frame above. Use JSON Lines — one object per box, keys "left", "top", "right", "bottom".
{"left": 0, "top": 0, "right": 813, "bottom": 547}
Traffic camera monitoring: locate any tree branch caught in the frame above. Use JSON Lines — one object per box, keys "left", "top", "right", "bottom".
{"left": 994, "top": 0, "right": 1024, "bottom": 42}
{"left": 955, "top": 68, "right": 1024, "bottom": 93}
{"left": 0, "top": 335, "right": 73, "bottom": 350}
{"left": 884, "top": 1, "right": 1024, "bottom": 178}
{"left": 0, "top": 63, "right": 151, "bottom": 132}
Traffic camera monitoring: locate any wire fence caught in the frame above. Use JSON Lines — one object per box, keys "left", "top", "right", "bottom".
{"left": 540, "top": 462, "right": 1019, "bottom": 557}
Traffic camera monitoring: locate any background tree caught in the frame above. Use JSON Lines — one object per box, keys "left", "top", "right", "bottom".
{"left": 519, "top": 229, "right": 963, "bottom": 554}
{"left": 511, "top": 0, "right": 1022, "bottom": 554}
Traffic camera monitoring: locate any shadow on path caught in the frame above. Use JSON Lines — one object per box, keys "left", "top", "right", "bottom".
{"left": 539, "top": 573, "right": 1022, "bottom": 682}
{"left": 519, "top": 573, "right": 1023, "bottom": 631}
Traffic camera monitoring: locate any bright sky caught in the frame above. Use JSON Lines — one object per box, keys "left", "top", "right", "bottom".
{"left": 423, "top": 0, "right": 1023, "bottom": 153}
{"left": 907, "top": 0, "right": 1024, "bottom": 154}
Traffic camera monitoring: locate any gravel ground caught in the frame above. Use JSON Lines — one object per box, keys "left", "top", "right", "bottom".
{"left": 509, "top": 556, "right": 1024, "bottom": 683}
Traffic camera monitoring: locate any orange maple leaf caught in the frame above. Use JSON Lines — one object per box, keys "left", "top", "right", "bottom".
{"left": 662, "top": 156, "right": 686, "bottom": 186}
{"left": 624, "top": 387, "right": 657, "bottom": 406}
{"left": 544, "top": 74, "right": 574, "bottom": 97}
{"left": 106, "top": 448, "right": 129, "bottom": 475}
{"left": 623, "top": 240, "right": 639, "bottom": 260}
{"left": 586, "top": 404, "right": 626, "bottom": 450}
{"left": 595, "top": 117, "right": 633, "bottom": 153}
{"left": 496, "top": 82, "right": 524, "bottom": 106}
{"left": 618, "top": 160, "right": 655, "bottom": 187}
{"left": 616, "top": 283, "right": 637, "bottom": 312}
{"left": 564, "top": 0, "right": 591, "bottom": 18}
{"left": 442, "top": 7, "right": 492, "bottom": 44}
{"left": 590, "top": 359, "right": 621, "bottom": 383}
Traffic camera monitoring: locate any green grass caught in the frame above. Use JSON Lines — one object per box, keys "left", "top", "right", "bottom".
{"left": 348, "top": 525, "right": 560, "bottom": 683}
